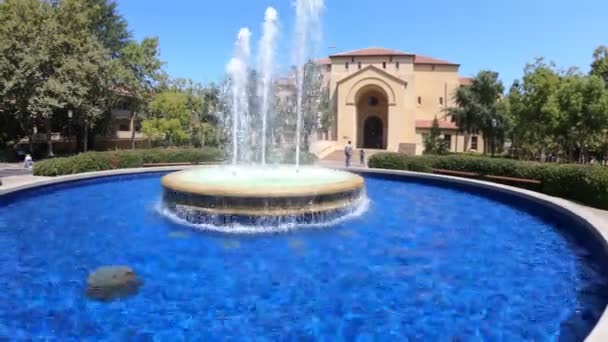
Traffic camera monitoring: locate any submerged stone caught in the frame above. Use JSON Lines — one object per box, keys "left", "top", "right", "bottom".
{"left": 85, "top": 266, "right": 142, "bottom": 301}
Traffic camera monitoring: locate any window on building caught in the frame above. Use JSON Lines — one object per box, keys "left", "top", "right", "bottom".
{"left": 417, "top": 96, "right": 422, "bottom": 105}
{"left": 351, "top": 57, "right": 355, "bottom": 62}
{"left": 382, "top": 62, "right": 386, "bottom": 69}
{"left": 396, "top": 61, "right": 400, "bottom": 69}
{"left": 345, "top": 62, "right": 349, "bottom": 70}
{"left": 444, "top": 134, "right": 452, "bottom": 150}
{"left": 118, "top": 124, "right": 129, "bottom": 131}
{"left": 358, "top": 62, "right": 362, "bottom": 69}
{"left": 471, "top": 136, "right": 478, "bottom": 150}
{"left": 439, "top": 97, "right": 444, "bottom": 105}
{"left": 368, "top": 96, "right": 379, "bottom": 106}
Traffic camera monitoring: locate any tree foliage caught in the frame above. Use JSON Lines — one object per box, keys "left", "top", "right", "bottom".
{"left": 142, "top": 90, "right": 190, "bottom": 146}
{"left": 423, "top": 117, "right": 448, "bottom": 155}
{"left": 505, "top": 53, "right": 608, "bottom": 162}
{"left": 447, "top": 70, "right": 505, "bottom": 154}
{"left": 591, "top": 45, "right": 608, "bottom": 87}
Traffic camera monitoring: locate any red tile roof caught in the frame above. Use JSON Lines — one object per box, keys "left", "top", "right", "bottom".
{"left": 414, "top": 54, "right": 458, "bottom": 66}
{"left": 415, "top": 120, "right": 459, "bottom": 130}
{"left": 459, "top": 77, "right": 473, "bottom": 86}
{"left": 315, "top": 57, "right": 331, "bottom": 65}
{"left": 326, "top": 47, "right": 458, "bottom": 66}
{"left": 330, "top": 47, "right": 412, "bottom": 57}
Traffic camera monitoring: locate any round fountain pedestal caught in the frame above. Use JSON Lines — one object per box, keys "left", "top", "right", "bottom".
{"left": 161, "top": 165, "right": 365, "bottom": 227}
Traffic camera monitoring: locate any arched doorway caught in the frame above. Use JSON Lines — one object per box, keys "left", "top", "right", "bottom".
{"left": 356, "top": 86, "right": 388, "bottom": 149}
{"left": 363, "top": 116, "right": 383, "bottom": 149}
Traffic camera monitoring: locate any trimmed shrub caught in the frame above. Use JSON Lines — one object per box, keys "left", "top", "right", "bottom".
{"left": 542, "top": 164, "right": 608, "bottom": 208}
{"left": 33, "top": 148, "right": 223, "bottom": 176}
{"left": 368, "top": 152, "right": 608, "bottom": 209}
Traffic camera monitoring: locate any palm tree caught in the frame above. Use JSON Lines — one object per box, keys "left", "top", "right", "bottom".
{"left": 448, "top": 86, "right": 480, "bottom": 152}
{"left": 448, "top": 71, "right": 505, "bottom": 155}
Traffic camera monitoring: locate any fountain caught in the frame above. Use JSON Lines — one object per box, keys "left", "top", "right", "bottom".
{"left": 258, "top": 7, "right": 278, "bottom": 165}
{"left": 161, "top": 0, "right": 366, "bottom": 229}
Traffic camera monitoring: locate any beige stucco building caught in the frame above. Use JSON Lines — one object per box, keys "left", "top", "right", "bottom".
{"left": 315, "top": 47, "right": 484, "bottom": 156}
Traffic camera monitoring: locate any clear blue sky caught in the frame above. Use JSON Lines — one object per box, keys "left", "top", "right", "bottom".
{"left": 117, "top": 0, "right": 607, "bottom": 89}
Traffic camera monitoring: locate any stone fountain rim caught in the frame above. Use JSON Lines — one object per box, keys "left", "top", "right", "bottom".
{"left": 0, "top": 164, "right": 607, "bottom": 341}
{"left": 160, "top": 166, "right": 365, "bottom": 198}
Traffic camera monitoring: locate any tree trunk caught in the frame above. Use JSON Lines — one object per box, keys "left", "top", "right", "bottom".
{"left": 45, "top": 116, "right": 54, "bottom": 157}
{"left": 130, "top": 113, "right": 136, "bottom": 150}
{"left": 29, "top": 131, "right": 35, "bottom": 155}
{"left": 83, "top": 120, "right": 89, "bottom": 152}
{"left": 463, "top": 133, "right": 470, "bottom": 153}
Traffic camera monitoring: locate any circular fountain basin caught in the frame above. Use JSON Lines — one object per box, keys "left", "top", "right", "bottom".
{"left": 161, "top": 165, "right": 365, "bottom": 225}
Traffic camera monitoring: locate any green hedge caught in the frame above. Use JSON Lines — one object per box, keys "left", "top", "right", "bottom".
{"left": 33, "top": 148, "right": 223, "bottom": 176}
{"left": 369, "top": 153, "right": 608, "bottom": 209}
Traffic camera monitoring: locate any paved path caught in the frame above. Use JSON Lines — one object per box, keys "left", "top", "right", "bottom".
{"left": 0, "top": 175, "right": 50, "bottom": 190}
{"left": 0, "top": 162, "right": 45, "bottom": 189}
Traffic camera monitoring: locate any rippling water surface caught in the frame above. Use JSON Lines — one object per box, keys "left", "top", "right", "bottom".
{"left": 0, "top": 173, "right": 606, "bottom": 340}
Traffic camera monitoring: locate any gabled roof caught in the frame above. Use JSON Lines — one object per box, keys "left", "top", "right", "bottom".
{"left": 326, "top": 47, "right": 459, "bottom": 66}
{"left": 335, "top": 65, "right": 408, "bottom": 87}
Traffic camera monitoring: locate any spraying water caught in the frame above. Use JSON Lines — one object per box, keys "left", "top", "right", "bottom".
{"left": 226, "top": 28, "right": 251, "bottom": 164}
{"left": 258, "top": 7, "right": 279, "bottom": 165}
{"left": 293, "top": 0, "right": 324, "bottom": 167}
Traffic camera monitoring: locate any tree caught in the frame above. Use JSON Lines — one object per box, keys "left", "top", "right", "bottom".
{"left": 556, "top": 75, "right": 608, "bottom": 162}
{"left": 84, "top": 0, "right": 131, "bottom": 57}
{"left": 0, "top": 0, "right": 120, "bottom": 155}
{"left": 424, "top": 117, "right": 448, "bottom": 154}
{"left": 114, "top": 37, "right": 164, "bottom": 149}
{"left": 301, "top": 61, "right": 324, "bottom": 149}
{"left": 471, "top": 71, "right": 505, "bottom": 156}
{"left": 0, "top": 0, "right": 54, "bottom": 153}
{"left": 54, "top": 0, "right": 113, "bottom": 153}
{"left": 591, "top": 45, "right": 608, "bottom": 86}
{"left": 319, "top": 88, "right": 333, "bottom": 139}
{"left": 142, "top": 90, "right": 190, "bottom": 146}
{"left": 448, "top": 85, "right": 480, "bottom": 152}
{"left": 507, "top": 59, "right": 562, "bottom": 160}
{"left": 447, "top": 70, "right": 505, "bottom": 155}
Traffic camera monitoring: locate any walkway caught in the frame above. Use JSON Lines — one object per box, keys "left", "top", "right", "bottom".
{"left": 0, "top": 163, "right": 49, "bottom": 190}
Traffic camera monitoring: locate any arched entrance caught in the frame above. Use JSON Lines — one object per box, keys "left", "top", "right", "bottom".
{"left": 356, "top": 86, "right": 388, "bottom": 149}
{"left": 363, "top": 116, "right": 383, "bottom": 148}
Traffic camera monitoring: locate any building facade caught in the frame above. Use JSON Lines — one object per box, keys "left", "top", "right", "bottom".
{"left": 316, "top": 47, "right": 484, "bottom": 155}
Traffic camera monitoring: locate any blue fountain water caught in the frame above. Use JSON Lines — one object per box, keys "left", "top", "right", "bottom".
{"left": 0, "top": 173, "right": 606, "bottom": 340}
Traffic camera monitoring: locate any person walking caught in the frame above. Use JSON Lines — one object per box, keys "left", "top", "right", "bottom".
{"left": 360, "top": 149, "right": 366, "bottom": 166}
{"left": 344, "top": 141, "right": 353, "bottom": 167}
